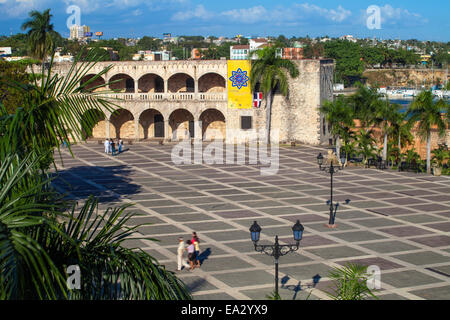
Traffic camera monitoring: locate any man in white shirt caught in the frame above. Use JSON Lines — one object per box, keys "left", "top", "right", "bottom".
{"left": 177, "top": 237, "right": 190, "bottom": 271}
{"left": 104, "top": 139, "right": 109, "bottom": 154}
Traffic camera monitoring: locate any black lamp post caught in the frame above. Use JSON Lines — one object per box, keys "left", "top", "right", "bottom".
{"left": 249, "top": 220, "right": 304, "bottom": 297}
{"left": 317, "top": 152, "right": 350, "bottom": 228}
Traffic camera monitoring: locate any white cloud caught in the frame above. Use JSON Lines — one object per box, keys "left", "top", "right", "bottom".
{"left": 63, "top": 0, "right": 187, "bottom": 14}
{"left": 171, "top": 4, "right": 213, "bottom": 21}
{"left": 171, "top": 3, "right": 352, "bottom": 25}
{"left": 221, "top": 6, "right": 269, "bottom": 24}
{"left": 358, "top": 4, "right": 427, "bottom": 28}
{"left": 0, "top": 0, "right": 51, "bottom": 17}
{"left": 296, "top": 3, "right": 351, "bottom": 22}
{"left": 379, "top": 4, "right": 427, "bottom": 25}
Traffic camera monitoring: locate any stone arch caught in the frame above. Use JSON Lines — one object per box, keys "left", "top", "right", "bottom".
{"left": 139, "top": 109, "right": 165, "bottom": 139}
{"left": 169, "top": 109, "right": 194, "bottom": 140}
{"left": 199, "top": 109, "right": 226, "bottom": 141}
{"left": 110, "top": 109, "right": 135, "bottom": 139}
{"left": 80, "top": 74, "right": 106, "bottom": 93}
{"left": 168, "top": 73, "right": 195, "bottom": 93}
{"left": 198, "top": 73, "right": 226, "bottom": 93}
{"left": 138, "top": 73, "right": 164, "bottom": 93}
{"left": 81, "top": 109, "right": 106, "bottom": 139}
{"left": 109, "top": 73, "right": 135, "bottom": 93}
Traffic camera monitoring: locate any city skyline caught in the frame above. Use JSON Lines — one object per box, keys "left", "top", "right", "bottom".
{"left": 0, "top": 0, "right": 449, "bottom": 41}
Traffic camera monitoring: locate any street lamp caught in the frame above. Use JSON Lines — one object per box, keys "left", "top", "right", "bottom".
{"left": 317, "top": 152, "right": 350, "bottom": 228}
{"left": 249, "top": 220, "right": 304, "bottom": 297}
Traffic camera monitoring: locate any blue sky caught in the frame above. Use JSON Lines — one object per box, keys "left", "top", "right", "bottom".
{"left": 0, "top": 0, "right": 449, "bottom": 41}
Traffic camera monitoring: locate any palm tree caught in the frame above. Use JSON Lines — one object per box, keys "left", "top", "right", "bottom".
{"left": 249, "top": 46, "right": 299, "bottom": 144}
{"left": 389, "top": 109, "right": 413, "bottom": 162}
{"left": 21, "top": 9, "right": 56, "bottom": 66}
{"left": 326, "top": 263, "right": 378, "bottom": 300}
{"left": 348, "top": 84, "right": 382, "bottom": 133}
{"left": 407, "top": 90, "right": 447, "bottom": 174}
{"left": 1, "top": 54, "right": 191, "bottom": 299}
{"left": 320, "top": 95, "right": 354, "bottom": 161}
{"left": 375, "top": 99, "right": 401, "bottom": 162}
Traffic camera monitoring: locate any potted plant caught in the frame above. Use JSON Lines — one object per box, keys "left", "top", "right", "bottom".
{"left": 431, "top": 144, "right": 449, "bottom": 176}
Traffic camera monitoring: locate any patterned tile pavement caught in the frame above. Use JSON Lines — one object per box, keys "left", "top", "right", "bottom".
{"left": 52, "top": 143, "right": 450, "bottom": 300}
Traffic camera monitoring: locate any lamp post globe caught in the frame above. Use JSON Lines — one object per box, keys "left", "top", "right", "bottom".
{"left": 292, "top": 220, "right": 304, "bottom": 242}
{"left": 249, "top": 221, "right": 261, "bottom": 243}
{"left": 317, "top": 153, "right": 324, "bottom": 166}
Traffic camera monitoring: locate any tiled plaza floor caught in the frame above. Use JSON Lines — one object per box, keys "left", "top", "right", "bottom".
{"left": 53, "top": 143, "right": 450, "bottom": 300}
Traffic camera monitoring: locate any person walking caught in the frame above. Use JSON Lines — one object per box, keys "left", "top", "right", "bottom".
{"left": 192, "top": 232, "right": 201, "bottom": 268}
{"left": 104, "top": 139, "right": 109, "bottom": 154}
{"left": 111, "top": 139, "right": 116, "bottom": 156}
{"left": 119, "top": 139, "right": 123, "bottom": 153}
{"left": 177, "top": 237, "right": 190, "bottom": 271}
{"left": 108, "top": 139, "right": 112, "bottom": 154}
{"left": 186, "top": 240, "right": 195, "bottom": 271}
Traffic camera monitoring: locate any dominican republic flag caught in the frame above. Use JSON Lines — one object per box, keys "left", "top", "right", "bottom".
{"left": 253, "top": 92, "right": 263, "bottom": 108}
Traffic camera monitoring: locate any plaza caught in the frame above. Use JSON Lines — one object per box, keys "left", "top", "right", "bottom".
{"left": 53, "top": 142, "right": 450, "bottom": 300}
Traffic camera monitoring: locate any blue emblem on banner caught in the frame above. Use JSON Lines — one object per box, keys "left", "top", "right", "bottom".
{"left": 229, "top": 68, "right": 249, "bottom": 90}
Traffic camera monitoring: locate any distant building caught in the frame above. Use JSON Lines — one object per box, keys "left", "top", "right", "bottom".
{"left": 281, "top": 48, "right": 303, "bottom": 60}
{"left": 230, "top": 45, "right": 250, "bottom": 60}
{"left": 52, "top": 51, "right": 74, "bottom": 63}
{"left": 69, "top": 25, "right": 90, "bottom": 40}
{"left": 191, "top": 48, "right": 208, "bottom": 60}
{"left": 249, "top": 38, "right": 268, "bottom": 51}
{"left": 132, "top": 50, "right": 171, "bottom": 61}
{"left": 339, "top": 35, "right": 357, "bottom": 43}
{"left": 0, "top": 47, "right": 12, "bottom": 58}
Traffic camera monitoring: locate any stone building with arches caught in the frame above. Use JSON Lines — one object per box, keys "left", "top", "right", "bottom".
{"left": 49, "top": 59, "right": 334, "bottom": 145}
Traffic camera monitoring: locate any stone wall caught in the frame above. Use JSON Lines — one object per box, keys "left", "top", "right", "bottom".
{"left": 363, "top": 68, "right": 449, "bottom": 87}
{"left": 200, "top": 109, "right": 226, "bottom": 140}
{"left": 199, "top": 73, "right": 226, "bottom": 93}
{"left": 138, "top": 74, "right": 164, "bottom": 93}
{"left": 168, "top": 73, "right": 194, "bottom": 93}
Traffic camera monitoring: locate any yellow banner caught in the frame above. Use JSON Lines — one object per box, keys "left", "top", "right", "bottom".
{"left": 227, "top": 60, "right": 252, "bottom": 109}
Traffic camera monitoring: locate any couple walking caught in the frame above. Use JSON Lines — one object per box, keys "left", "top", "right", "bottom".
{"left": 104, "top": 138, "right": 124, "bottom": 156}
{"left": 177, "top": 232, "right": 201, "bottom": 271}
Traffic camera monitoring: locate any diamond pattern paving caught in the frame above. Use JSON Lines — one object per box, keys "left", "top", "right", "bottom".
{"left": 53, "top": 143, "right": 450, "bottom": 300}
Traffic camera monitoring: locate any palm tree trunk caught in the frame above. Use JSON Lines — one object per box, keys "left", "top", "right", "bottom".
{"left": 426, "top": 129, "right": 431, "bottom": 174}
{"left": 398, "top": 132, "right": 401, "bottom": 169}
{"left": 383, "top": 131, "right": 388, "bottom": 161}
{"left": 266, "top": 91, "right": 272, "bottom": 145}
{"left": 335, "top": 135, "right": 341, "bottom": 162}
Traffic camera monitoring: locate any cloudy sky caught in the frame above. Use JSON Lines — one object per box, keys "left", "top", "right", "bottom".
{"left": 0, "top": 0, "right": 448, "bottom": 41}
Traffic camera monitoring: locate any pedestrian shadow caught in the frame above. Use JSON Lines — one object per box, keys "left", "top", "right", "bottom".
{"left": 51, "top": 165, "right": 142, "bottom": 205}
{"left": 198, "top": 248, "right": 212, "bottom": 265}
{"left": 280, "top": 274, "right": 322, "bottom": 300}
{"left": 112, "top": 148, "right": 130, "bottom": 156}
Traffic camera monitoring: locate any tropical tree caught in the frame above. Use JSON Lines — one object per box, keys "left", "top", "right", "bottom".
{"left": 407, "top": 90, "right": 447, "bottom": 174}
{"left": 326, "top": 263, "right": 378, "bottom": 300}
{"left": 348, "top": 84, "right": 383, "bottom": 132}
{"left": 249, "top": 46, "right": 299, "bottom": 144}
{"left": 375, "top": 99, "right": 401, "bottom": 162}
{"left": 388, "top": 110, "right": 414, "bottom": 166}
{"left": 320, "top": 95, "right": 354, "bottom": 161}
{"left": 21, "top": 9, "right": 57, "bottom": 66}
{"left": 0, "top": 52, "right": 191, "bottom": 299}
{"left": 431, "top": 144, "right": 449, "bottom": 168}
{"left": 354, "top": 129, "right": 378, "bottom": 165}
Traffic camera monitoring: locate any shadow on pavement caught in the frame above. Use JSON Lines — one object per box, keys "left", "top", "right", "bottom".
{"left": 51, "top": 165, "right": 142, "bottom": 204}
